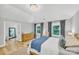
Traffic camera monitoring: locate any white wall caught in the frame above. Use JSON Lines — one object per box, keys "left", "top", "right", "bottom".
{"left": 43, "top": 22, "right": 48, "bottom": 33}
{"left": 72, "top": 11, "right": 79, "bottom": 33}
{"left": 62, "top": 10, "right": 79, "bottom": 36}
{"left": 4, "top": 21, "right": 21, "bottom": 41}
{"left": 65, "top": 10, "right": 79, "bottom": 34}
{"left": 21, "top": 23, "right": 34, "bottom": 34}
{"left": 65, "top": 18, "right": 72, "bottom": 32}
{"left": 4, "top": 21, "right": 34, "bottom": 42}
{"left": 0, "top": 18, "right": 5, "bottom": 47}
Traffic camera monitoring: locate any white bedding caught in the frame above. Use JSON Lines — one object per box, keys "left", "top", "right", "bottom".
{"left": 27, "top": 37, "right": 77, "bottom": 55}
{"left": 27, "top": 37, "right": 59, "bottom": 55}
{"left": 40, "top": 37, "right": 59, "bottom": 55}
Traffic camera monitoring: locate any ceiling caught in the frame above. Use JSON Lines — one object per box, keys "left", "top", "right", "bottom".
{"left": 0, "top": 4, "right": 79, "bottom": 23}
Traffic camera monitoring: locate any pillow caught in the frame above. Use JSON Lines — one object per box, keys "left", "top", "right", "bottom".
{"left": 66, "top": 47, "right": 79, "bottom": 54}
{"left": 59, "top": 39, "right": 66, "bottom": 48}
{"left": 59, "top": 36, "right": 66, "bottom": 48}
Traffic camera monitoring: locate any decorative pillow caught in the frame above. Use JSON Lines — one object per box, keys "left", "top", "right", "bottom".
{"left": 59, "top": 36, "right": 66, "bottom": 48}
{"left": 59, "top": 39, "right": 66, "bottom": 48}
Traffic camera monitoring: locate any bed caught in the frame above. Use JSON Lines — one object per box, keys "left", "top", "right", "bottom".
{"left": 27, "top": 36, "right": 61, "bottom": 55}
{"left": 27, "top": 36, "right": 78, "bottom": 55}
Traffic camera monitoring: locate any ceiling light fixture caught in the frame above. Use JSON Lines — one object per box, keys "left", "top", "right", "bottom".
{"left": 30, "top": 4, "right": 40, "bottom": 12}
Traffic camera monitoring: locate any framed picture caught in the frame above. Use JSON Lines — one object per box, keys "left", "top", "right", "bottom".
{"left": 9, "top": 27, "right": 16, "bottom": 38}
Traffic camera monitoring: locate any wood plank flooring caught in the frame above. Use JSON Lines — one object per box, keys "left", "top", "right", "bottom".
{"left": 0, "top": 40, "right": 28, "bottom": 55}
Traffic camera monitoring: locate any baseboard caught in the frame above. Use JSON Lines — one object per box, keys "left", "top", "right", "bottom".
{"left": 0, "top": 44, "right": 5, "bottom": 48}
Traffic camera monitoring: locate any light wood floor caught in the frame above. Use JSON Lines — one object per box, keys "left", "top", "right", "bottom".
{"left": 0, "top": 40, "right": 29, "bottom": 55}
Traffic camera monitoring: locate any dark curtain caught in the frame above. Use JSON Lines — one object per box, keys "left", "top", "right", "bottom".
{"left": 60, "top": 20, "right": 65, "bottom": 37}
{"left": 48, "top": 22, "right": 52, "bottom": 37}
{"left": 41, "top": 23, "right": 43, "bottom": 36}
{"left": 34, "top": 24, "right": 36, "bottom": 38}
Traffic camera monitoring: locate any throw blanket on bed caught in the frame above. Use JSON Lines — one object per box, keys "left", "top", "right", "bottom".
{"left": 31, "top": 36, "right": 48, "bottom": 52}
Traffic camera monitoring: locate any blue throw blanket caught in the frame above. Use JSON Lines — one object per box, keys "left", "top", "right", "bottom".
{"left": 31, "top": 36, "right": 48, "bottom": 52}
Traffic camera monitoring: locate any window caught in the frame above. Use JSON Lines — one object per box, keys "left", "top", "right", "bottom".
{"left": 34, "top": 23, "right": 43, "bottom": 38}
{"left": 53, "top": 25, "right": 60, "bottom": 35}
{"left": 51, "top": 21, "right": 61, "bottom": 37}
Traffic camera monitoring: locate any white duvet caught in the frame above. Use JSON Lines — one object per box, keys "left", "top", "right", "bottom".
{"left": 27, "top": 37, "right": 77, "bottom": 55}
{"left": 40, "top": 37, "right": 59, "bottom": 55}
